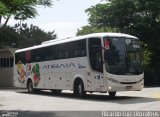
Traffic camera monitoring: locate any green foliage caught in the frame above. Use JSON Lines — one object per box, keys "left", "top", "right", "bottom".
{"left": 77, "top": 25, "right": 119, "bottom": 36}
{"left": 16, "top": 23, "right": 56, "bottom": 48}
{"left": 0, "top": 0, "right": 57, "bottom": 48}
{"left": 0, "top": 1, "right": 9, "bottom": 15}
{"left": 85, "top": 0, "right": 160, "bottom": 37}
{"left": 37, "top": 0, "right": 53, "bottom": 7}
{"left": 78, "top": 0, "right": 160, "bottom": 67}
{"left": 0, "top": 0, "right": 53, "bottom": 27}
{"left": 143, "top": 43, "right": 152, "bottom": 66}
{"left": 0, "top": 26, "right": 19, "bottom": 48}
{"left": 0, "top": 24, "right": 56, "bottom": 48}
{"left": 77, "top": 0, "right": 160, "bottom": 84}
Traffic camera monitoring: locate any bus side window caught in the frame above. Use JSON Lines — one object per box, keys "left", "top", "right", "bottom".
{"left": 70, "top": 39, "right": 86, "bottom": 58}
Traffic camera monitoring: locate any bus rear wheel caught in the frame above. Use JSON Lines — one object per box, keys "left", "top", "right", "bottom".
{"left": 74, "top": 80, "right": 86, "bottom": 98}
{"left": 108, "top": 91, "right": 116, "bottom": 97}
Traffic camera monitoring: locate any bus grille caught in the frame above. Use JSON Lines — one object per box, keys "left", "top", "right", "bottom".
{"left": 120, "top": 82, "right": 137, "bottom": 84}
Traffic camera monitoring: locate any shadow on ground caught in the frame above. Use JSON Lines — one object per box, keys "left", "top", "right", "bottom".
{"left": 0, "top": 110, "right": 99, "bottom": 117}
{"left": 17, "top": 90, "right": 160, "bottom": 104}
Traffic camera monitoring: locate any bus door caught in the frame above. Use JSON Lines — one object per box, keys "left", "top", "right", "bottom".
{"left": 88, "top": 37, "right": 104, "bottom": 91}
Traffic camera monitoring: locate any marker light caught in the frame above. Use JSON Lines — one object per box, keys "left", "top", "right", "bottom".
{"left": 142, "top": 85, "right": 144, "bottom": 88}
{"left": 109, "top": 87, "right": 112, "bottom": 89}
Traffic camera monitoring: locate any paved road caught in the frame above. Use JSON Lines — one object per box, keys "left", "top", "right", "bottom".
{"left": 0, "top": 87, "right": 160, "bottom": 117}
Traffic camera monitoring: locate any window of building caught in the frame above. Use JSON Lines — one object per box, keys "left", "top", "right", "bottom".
{"left": 0, "top": 57, "right": 14, "bottom": 68}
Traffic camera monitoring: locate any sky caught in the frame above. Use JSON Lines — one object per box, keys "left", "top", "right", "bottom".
{"left": 8, "top": 0, "right": 104, "bottom": 38}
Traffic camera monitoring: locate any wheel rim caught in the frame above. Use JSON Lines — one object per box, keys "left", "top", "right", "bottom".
{"left": 78, "top": 83, "right": 82, "bottom": 95}
{"left": 28, "top": 82, "right": 33, "bottom": 92}
{"left": 109, "top": 92, "right": 116, "bottom": 97}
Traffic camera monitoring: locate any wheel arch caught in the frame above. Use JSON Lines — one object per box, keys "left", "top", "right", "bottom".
{"left": 72, "top": 75, "right": 86, "bottom": 91}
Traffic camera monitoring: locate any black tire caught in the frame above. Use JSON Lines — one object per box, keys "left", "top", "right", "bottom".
{"left": 51, "top": 89, "right": 62, "bottom": 95}
{"left": 74, "top": 80, "right": 86, "bottom": 98}
{"left": 27, "top": 80, "right": 34, "bottom": 93}
{"left": 33, "top": 89, "right": 40, "bottom": 93}
{"left": 108, "top": 91, "right": 116, "bottom": 97}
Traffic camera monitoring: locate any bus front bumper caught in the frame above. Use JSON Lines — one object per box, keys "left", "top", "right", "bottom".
{"left": 105, "top": 80, "right": 144, "bottom": 92}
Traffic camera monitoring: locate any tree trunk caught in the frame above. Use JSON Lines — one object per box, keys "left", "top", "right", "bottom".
{"left": 2, "top": 17, "right": 10, "bottom": 28}
{"left": 0, "top": 16, "right": 2, "bottom": 27}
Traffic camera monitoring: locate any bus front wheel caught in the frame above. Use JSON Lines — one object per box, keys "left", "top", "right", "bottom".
{"left": 51, "top": 89, "right": 62, "bottom": 95}
{"left": 74, "top": 80, "right": 86, "bottom": 98}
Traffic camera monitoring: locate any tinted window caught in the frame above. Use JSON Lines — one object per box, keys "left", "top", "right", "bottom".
{"left": 104, "top": 37, "right": 143, "bottom": 75}
{"left": 15, "top": 39, "right": 87, "bottom": 64}
{"left": 15, "top": 52, "right": 26, "bottom": 64}
{"left": 88, "top": 38, "right": 103, "bottom": 73}
{"left": 0, "top": 57, "right": 14, "bottom": 68}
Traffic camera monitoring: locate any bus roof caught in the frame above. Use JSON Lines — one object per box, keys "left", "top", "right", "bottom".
{"left": 15, "top": 32, "right": 138, "bottom": 53}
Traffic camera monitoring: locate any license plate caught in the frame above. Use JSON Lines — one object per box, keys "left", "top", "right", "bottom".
{"left": 126, "top": 86, "right": 132, "bottom": 89}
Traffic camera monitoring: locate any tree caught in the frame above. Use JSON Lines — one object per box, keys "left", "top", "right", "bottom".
{"left": 78, "top": 0, "right": 160, "bottom": 84}
{"left": 15, "top": 23, "right": 56, "bottom": 48}
{"left": 0, "top": 23, "right": 56, "bottom": 48}
{"left": 76, "top": 25, "right": 119, "bottom": 36}
{"left": 0, "top": 26, "right": 20, "bottom": 48}
{"left": 79, "top": 0, "right": 160, "bottom": 64}
{"left": 0, "top": 0, "right": 53, "bottom": 28}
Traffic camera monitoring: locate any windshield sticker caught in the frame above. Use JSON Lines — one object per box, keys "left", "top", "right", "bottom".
{"left": 125, "top": 39, "right": 131, "bottom": 45}
{"left": 104, "top": 40, "right": 110, "bottom": 49}
{"left": 133, "top": 45, "right": 140, "bottom": 48}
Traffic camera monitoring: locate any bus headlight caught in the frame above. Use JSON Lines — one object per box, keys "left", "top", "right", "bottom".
{"left": 108, "top": 87, "right": 112, "bottom": 89}
{"left": 142, "top": 85, "right": 144, "bottom": 88}
{"left": 137, "top": 78, "right": 144, "bottom": 83}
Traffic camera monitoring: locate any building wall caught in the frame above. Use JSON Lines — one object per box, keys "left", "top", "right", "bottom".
{"left": 0, "top": 48, "right": 17, "bottom": 87}
{"left": 0, "top": 68, "right": 13, "bottom": 87}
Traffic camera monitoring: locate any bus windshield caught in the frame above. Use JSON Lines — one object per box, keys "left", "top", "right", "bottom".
{"left": 103, "top": 37, "right": 143, "bottom": 75}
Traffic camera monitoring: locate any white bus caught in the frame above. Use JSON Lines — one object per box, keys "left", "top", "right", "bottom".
{"left": 14, "top": 33, "right": 144, "bottom": 97}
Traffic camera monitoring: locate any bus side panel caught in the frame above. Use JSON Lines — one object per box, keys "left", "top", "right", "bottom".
{"left": 13, "top": 64, "right": 21, "bottom": 88}
{"left": 13, "top": 63, "right": 27, "bottom": 88}
{"left": 39, "top": 57, "right": 90, "bottom": 90}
